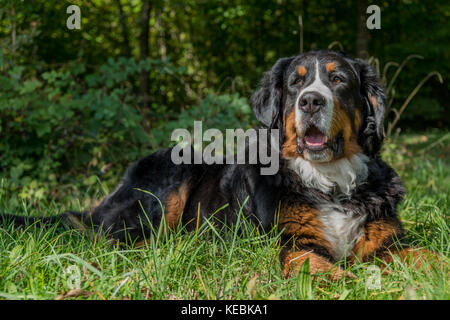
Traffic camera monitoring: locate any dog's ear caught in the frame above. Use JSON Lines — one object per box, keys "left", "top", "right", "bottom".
{"left": 354, "top": 59, "right": 386, "bottom": 157}
{"left": 251, "top": 57, "right": 294, "bottom": 129}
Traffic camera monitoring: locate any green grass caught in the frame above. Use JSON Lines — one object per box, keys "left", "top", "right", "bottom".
{"left": 0, "top": 130, "right": 448, "bottom": 300}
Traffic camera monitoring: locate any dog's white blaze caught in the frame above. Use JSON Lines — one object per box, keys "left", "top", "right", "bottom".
{"left": 318, "top": 202, "right": 366, "bottom": 260}
{"left": 287, "top": 153, "right": 369, "bottom": 195}
{"left": 295, "top": 59, "right": 334, "bottom": 134}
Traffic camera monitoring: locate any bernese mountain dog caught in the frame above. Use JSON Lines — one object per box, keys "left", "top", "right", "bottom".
{"left": 1, "top": 50, "right": 438, "bottom": 279}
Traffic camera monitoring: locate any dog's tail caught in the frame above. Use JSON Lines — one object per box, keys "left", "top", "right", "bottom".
{"left": 0, "top": 211, "right": 90, "bottom": 230}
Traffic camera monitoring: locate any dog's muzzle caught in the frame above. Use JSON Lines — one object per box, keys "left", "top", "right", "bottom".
{"left": 295, "top": 89, "right": 338, "bottom": 162}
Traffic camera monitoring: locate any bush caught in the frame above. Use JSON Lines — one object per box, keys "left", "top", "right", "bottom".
{"left": 0, "top": 56, "right": 255, "bottom": 201}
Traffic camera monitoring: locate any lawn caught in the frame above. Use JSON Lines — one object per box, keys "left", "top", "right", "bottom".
{"left": 0, "top": 130, "right": 448, "bottom": 300}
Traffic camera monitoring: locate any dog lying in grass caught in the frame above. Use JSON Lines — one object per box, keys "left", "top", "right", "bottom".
{"left": 1, "top": 50, "right": 442, "bottom": 280}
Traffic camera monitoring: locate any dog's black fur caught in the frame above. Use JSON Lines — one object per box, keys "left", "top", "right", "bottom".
{"left": 1, "top": 50, "right": 413, "bottom": 274}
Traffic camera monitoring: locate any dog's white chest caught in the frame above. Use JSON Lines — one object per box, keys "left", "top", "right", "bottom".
{"left": 318, "top": 203, "right": 366, "bottom": 261}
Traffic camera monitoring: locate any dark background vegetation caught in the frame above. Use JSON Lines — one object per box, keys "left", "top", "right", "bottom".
{"left": 0, "top": 0, "right": 448, "bottom": 202}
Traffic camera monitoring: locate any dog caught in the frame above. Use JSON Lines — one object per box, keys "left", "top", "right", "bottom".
{"left": 1, "top": 50, "right": 438, "bottom": 279}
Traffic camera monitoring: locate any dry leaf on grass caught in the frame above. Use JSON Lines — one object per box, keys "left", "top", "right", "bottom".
{"left": 55, "top": 288, "right": 93, "bottom": 300}
{"left": 246, "top": 275, "right": 258, "bottom": 299}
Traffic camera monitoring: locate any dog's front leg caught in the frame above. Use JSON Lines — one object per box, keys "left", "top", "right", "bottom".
{"left": 278, "top": 203, "right": 351, "bottom": 280}
{"left": 280, "top": 245, "right": 351, "bottom": 281}
{"left": 351, "top": 218, "right": 444, "bottom": 271}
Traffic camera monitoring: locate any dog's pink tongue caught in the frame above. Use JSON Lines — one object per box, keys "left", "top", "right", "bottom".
{"left": 305, "top": 128, "right": 326, "bottom": 146}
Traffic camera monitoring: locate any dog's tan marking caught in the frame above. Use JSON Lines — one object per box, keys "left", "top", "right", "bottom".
{"left": 329, "top": 99, "right": 362, "bottom": 159}
{"left": 282, "top": 110, "right": 300, "bottom": 159}
{"left": 281, "top": 249, "right": 350, "bottom": 280}
{"left": 369, "top": 95, "right": 378, "bottom": 109}
{"left": 297, "top": 65, "right": 307, "bottom": 76}
{"left": 279, "top": 205, "right": 330, "bottom": 247}
{"left": 351, "top": 219, "right": 402, "bottom": 262}
{"left": 379, "top": 248, "right": 446, "bottom": 272}
{"left": 326, "top": 62, "right": 336, "bottom": 72}
{"left": 164, "top": 182, "right": 189, "bottom": 230}
{"left": 135, "top": 238, "right": 152, "bottom": 248}
{"left": 354, "top": 108, "right": 362, "bottom": 132}
{"left": 351, "top": 219, "right": 446, "bottom": 272}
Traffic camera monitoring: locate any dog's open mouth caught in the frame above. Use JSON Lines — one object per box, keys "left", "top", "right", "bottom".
{"left": 301, "top": 125, "right": 327, "bottom": 151}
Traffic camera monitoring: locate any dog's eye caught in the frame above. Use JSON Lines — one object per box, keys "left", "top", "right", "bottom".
{"left": 292, "top": 78, "right": 304, "bottom": 86}
{"left": 332, "top": 76, "right": 342, "bottom": 84}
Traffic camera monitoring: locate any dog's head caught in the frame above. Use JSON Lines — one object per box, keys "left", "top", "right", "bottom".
{"left": 252, "top": 50, "right": 385, "bottom": 163}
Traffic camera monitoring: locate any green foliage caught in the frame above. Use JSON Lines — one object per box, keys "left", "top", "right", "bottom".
{"left": 0, "top": 51, "right": 255, "bottom": 200}
{"left": 0, "top": 57, "right": 146, "bottom": 192}
{"left": 295, "top": 258, "right": 313, "bottom": 300}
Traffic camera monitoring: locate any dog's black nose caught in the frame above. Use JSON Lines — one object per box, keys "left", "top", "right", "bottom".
{"left": 299, "top": 92, "right": 325, "bottom": 114}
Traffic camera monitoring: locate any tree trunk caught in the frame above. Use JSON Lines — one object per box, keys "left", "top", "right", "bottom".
{"left": 11, "top": 5, "right": 16, "bottom": 56}
{"left": 115, "top": 0, "right": 132, "bottom": 57}
{"left": 139, "top": 0, "right": 152, "bottom": 109}
{"left": 356, "top": 0, "right": 369, "bottom": 58}
{"left": 155, "top": 2, "right": 166, "bottom": 61}
{"left": 154, "top": 1, "right": 167, "bottom": 106}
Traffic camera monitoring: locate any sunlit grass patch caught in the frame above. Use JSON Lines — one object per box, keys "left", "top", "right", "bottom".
{"left": 0, "top": 131, "right": 448, "bottom": 300}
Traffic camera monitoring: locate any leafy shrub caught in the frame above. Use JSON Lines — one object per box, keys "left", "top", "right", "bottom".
{"left": 0, "top": 56, "right": 255, "bottom": 201}
{"left": 0, "top": 57, "right": 164, "bottom": 196}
